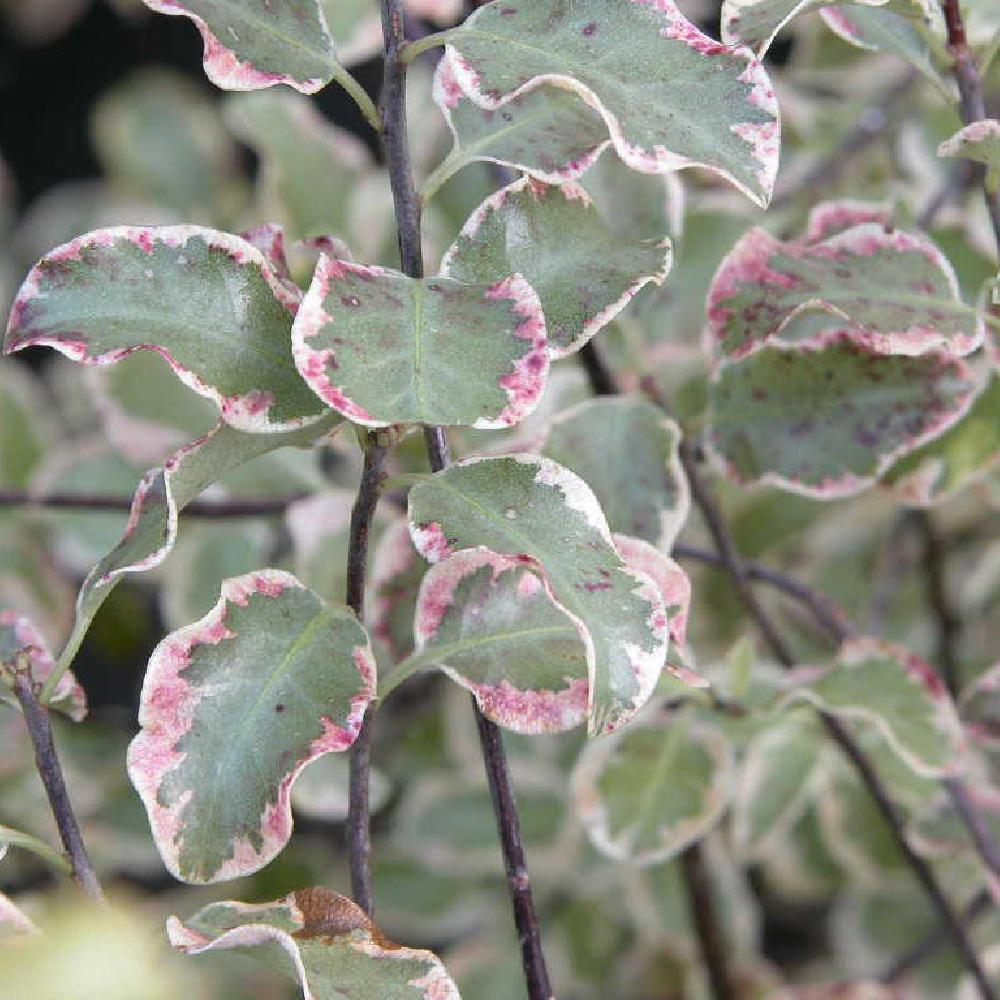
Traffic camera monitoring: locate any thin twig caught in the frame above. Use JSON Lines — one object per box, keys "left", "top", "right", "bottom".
{"left": 379, "top": 3, "right": 552, "bottom": 995}
{"left": 580, "top": 340, "right": 995, "bottom": 998}
{"left": 884, "top": 889, "right": 991, "bottom": 983}
{"left": 11, "top": 666, "right": 103, "bottom": 901}
{"left": 680, "top": 843, "right": 735, "bottom": 1000}
{"left": 345, "top": 437, "right": 389, "bottom": 916}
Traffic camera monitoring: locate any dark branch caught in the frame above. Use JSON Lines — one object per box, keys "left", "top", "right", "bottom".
{"left": 345, "top": 438, "right": 389, "bottom": 916}
{"left": 11, "top": 667, "right": 103, "bottom": 901}
{"left": 579, "top": 339, "right": 995, "bottom": 998}
{"left": 379, "top": 4, "right": 552, "bottom": 995}
{"left": 681, "top": 843, "right": 735, "bottom": 1000}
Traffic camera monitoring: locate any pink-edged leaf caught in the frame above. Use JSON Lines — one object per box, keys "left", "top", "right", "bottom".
{"left": 801, "top": 199, "right": 895, "bottom": 243}
{"left": 939, "top": 120, "right": 1000, "bottom": 175}
{"left": 168, "top": 887, "right": 460, "bottom": 998}
{"left": 407, "top": 454, "right": 669, "bottom": 737}
{"left": 705, "top": 218, "right": 982, "bottom": 361}
{"left": 441, "top": 176, "right": 671, "bottom": 357}
{"left": 707, "top": 334, "right": 977, "bottom": 499}
{"left": 369, "top": 516, "right": 427, "bottom": 662}
{"left": 785, "top": 638, "right": 964, "bottom": 778}
{"left": 292, "top": 257, "right": 549, "bottom": 428}
{"left": 128, "top": 570, "right": 375, "bottom": 883}
{"left": 0, "top": 610, "right": 85, "bottom": 721}
{"left": 444, "top": 0, "right": 780, "bottom": 207}
{"left": 572, "top": 713, "right": 734, "bottom": 866}
{"left": 4, "top": 225, "right": 324, "bottom": 433}
{"left": 385, "top": 547, "right": 590, "bottom": 734}
{"left": 141, "top": 0, "right": 338, "bottom": 94}
{"left": 427, "top": 50, "right": 611, "bottom": 194}
{"left": 541, "top": 397, "right": 689, "bottom": 548}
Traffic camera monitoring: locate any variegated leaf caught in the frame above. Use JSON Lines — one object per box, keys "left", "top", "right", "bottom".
{"left": 0, "top": 610, "right": 85, "bottom": 721}
{"left": 369, "top": 517, "right": 427, "bottom": 662}
{"left": 443, "top": 0, "right": 780, "bottom": 207}
{"left": 168, "top": 887, "right": 460, "bottom": 998}
{"left": 60, "top": 413, "right": 341, "bottom": 684}
{"left": 141, "top": 0, "right": 340, "bottom": 95}
{"left": 292, "top": 258, "right": 549, "bottom": 428}
{"left": 883, "top": 372, "right": 1000, "bottom": 506}
{"left": 541, "top": 397, "right": 689, "bottom": 548}
{"left": 426, "top": 50, "right": 610, "bottom": 198}
{"left": 441, "top": 177, "right": 671, "bottom": 357}
{"left": 731, "top": 710, "right": 823, "bottom": 860}
{"left": 705, "top": 220, "right": 982, "bottom": 360}
{"left": 939, "top": 120, "right": 1000, "bottom": 177}
{"left": 383, "top": 547, "right": 590, "bottom": 733}
{"left": 786, "top": 638, "right": 964, "bottom": 778}
{"left": 4, "top": 226, "right": 324, "bottom": 433}
{"left": 572, "top": 713, "right": 734, "bottom": 866}
{"left": 707, "top": 335, "right": 976, "bottom": 499}
{"left": 720, "top": 0, "right": 890, "bottom": 54}
{"left": 407, "top": 455, "right": 670, "bottom": 737}
{"left": 128, "top": 570, "right": 375, "bottom": 883}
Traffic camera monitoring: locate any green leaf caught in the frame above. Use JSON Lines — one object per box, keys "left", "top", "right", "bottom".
{"left": 731, "top": 711, "right": 823, "bottom": 860}
{"left": 168, "top": 887, "right": 460, "bottom": 997}
{"left": 705, "top": 219, "right": 982, "bottom": 360}
{"left": 128, "top": 570, "right": 375, "bottom": 883}
{"left": 141, "top": 0, "right": 339, "bottom": 94}
{"left": 883, "top": 372, "right": 1000, "bottom": 506}
{"left": 720, "top": 0, "right": 891, "bottom": 55}
{"left": 406, "top": 455, "right": 670, "bottom": 737}
{"left": 441, "top": 177, "right": 671, "bottom": 357}
{"left": 4, "top": 226, "right": 325, "bottom": 433}
{"left": 707, "top": 336, "right": 976, "bottom": 498}
{"left": 786, "top": 638, "right": 963, "bottom": 778}
{"left": 444, "top": 0, "right": 780, "bottom": 207}
{"left": 424, "top": 51, "right": 610, "bottom": 200}
{"left": 56, "top": 413, "right": 341, "bottom": 691}
{"left": 939, "top": 120, "right": 1000, "bottom": 177}
{"left": 385, "top": 548, "right": 590, "bottom": 733}
{"left": 224, "top": 90, "right": 380, "bottom": 246}
{"left": 541, "top": 397, "right": 688, "bottom": 547}
{"left": 0, "top": 610, "right": 86, "bottom": 721}
{"left": 292, "top": 258, "right": 549, "bottom": 428}
{"left": 572, "top": 714, "right": 733, "bottom": 866}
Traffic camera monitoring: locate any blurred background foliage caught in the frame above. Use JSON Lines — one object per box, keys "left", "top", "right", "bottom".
{"left": 0, "top": 0, "right": 998, "bottom": 997}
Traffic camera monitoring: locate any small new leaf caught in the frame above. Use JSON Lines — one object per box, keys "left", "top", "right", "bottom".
{"left": 128, "top": 570, "right": 375, "bottom": 883}
{"left": 938, "top": 120, "right": 1000, "bottom": 177}
{"left": 442, "top": 177, "right": 671, "bottom": 357}
{"left": 292, "top": 257, "right": 549, "bottom": 427}
{"left": 168, "top": 887, "right": 460, "bottom": 998}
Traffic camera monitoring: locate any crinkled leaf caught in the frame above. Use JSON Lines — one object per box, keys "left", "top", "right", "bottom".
{"left": 292, "top": 258, "right": 549, "bottom": 428}
{"left": 406, "top": 455, "right": 669, "bottom": 737}
{"left": 427, "top": 50, "right": 610, "bottom": 195}
{"left": 91, "top": 67, "right": 243, "bottom": 220}
{"left": 224, "top": 91, "right": 377, "bottom": 246}
{"left": 541, "top": 397, "right": 689, "bottom": 547}
{"left": 141, "top": 0, "right": 339, "bottom": 94}
{"left": 707, "top": 336, "right": 976, "bottom": 498}
{"left": 786, "top": 638, "right": 963, "bottom": 778}
{"left": 61, "top": 413, "right": 341, "bottom": 684}
{"left": 0, "top": 610, "right": 85, "bottom": 721}
{"left": 705, "top": 220, "right": 981, "bottom": 360}
{"left": 731, "top": 710, "right": 823, "bottom": 860}
{"left": 441, "top": 177, "right": 671, "bottom": 357}
{"left": 883, "top": 372, "right": 1000, "bottom": 506}
{"left": 939, "top": 120, "right": 1000, "bottom": 176}
{"left": 168, "top": 887, "right": 460, "bottom": 997}
{"left": 572, "top": 714, "right": 733, "bottom": 866}
{"left": 444, "top": 0, "right": 780, "bottom": 207}
{"left": 4, "top": 225, "right": 324, "bottom": 432}
{"left": 128, "top": 570, "right": 375, "bottom": 883}
{"left": 720, "top": 0, "right": 890, "bottom": 54}
{"left": 386, "top": 548, "right": 590, "bottom": 734}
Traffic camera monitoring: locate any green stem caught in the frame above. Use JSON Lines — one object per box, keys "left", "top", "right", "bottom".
{"left": 0, "top": 823, "right": 72, "bottom": 876}
{"left": 332, "top": 66, "right": 383, "bottom": 133}
{"left": 400, "top": 30, "right": 454, "bottom": 64}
